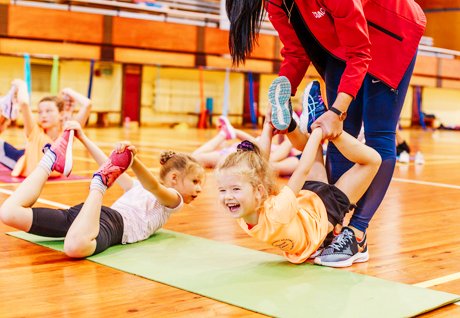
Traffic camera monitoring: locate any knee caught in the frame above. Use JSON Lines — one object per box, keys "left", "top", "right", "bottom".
{"left": 364, "top": 133, "right": 396, "bottom": 160}
{"left": 369, "top": 149, "right": 383, "bottom": 172}
{"left": 0, "top": 199, "right": 19, "bottom": 226}
{"left": 63, "top": 236, "right": 93, "bottom": 258}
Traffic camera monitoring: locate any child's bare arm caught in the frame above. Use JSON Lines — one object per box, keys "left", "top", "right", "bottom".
{"left": 287, "top": 128, "right": 323, "bottom": 194}
{"left": 12, "top": 79, "right": 35, "bottom": 138}
{"left": 234, "top": 129, "right": 257, "bottom": 143}
{"left": 257, "top": 106, "right": 275, "bottom": 160}
{"left": 65, "top": 121, "right": 134, "bottom": 191}
{"left": 61, "top": 88, "right": 92, "bottom": 127}
{"left": 269, "top": 138, "right": 293, "bottom": 162}
{"left": 130, "top": 157, "right": 181, "bottom": 208}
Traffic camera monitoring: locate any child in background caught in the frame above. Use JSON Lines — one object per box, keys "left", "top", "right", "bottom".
{"left": 215, "top": 77, "right": 381, "bottom": 266}
{"left": 60, "top": 87, "right": 92, "bottom": 124}
{"left": 192, "top": 116, "right": 301, "bottom": 176}
{"left": 0, "top": 121, "right": 204, "bottom": 258}
{"left": 0, "top": 79, "right": 92, "bottom": 177}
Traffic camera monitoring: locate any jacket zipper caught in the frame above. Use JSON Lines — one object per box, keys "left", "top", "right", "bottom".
{"left": 367, "top": 21, "right": 403, "bottom": 42}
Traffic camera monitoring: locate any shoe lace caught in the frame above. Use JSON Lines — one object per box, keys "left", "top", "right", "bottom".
{"left": 307, "top": 94, "right": 325, "bottom": 121}
{"left": 329, "top": 230, "right": 353, "bottom": 251}
{"left": 100, "top": 162, "right": 124, "bottom": 184}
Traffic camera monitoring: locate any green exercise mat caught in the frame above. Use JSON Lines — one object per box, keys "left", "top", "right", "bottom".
{"left": 8, "top": 230, "right": 460, "bottom": 318}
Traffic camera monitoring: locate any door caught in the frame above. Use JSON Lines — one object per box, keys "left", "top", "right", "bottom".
{"left": 122, "top": 64, "right": 142, "bottom": 125}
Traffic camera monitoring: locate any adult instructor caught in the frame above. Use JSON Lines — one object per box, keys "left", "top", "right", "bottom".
{"left": 226, "top": 0, "right": 426, "bottom": 267}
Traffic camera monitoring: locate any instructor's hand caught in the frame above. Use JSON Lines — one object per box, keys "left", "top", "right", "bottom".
{"left": 311, "top": 111, "right": 343, "bottom": 140}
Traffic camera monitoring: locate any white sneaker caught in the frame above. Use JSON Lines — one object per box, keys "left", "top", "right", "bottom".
{"left": 398, "top": 151, "right": 410, "bottom": 164}
{"left": 0, "top": 87, "right": 18, "bottom": 120}
{"left": 414, "top": 151, "right": 425, "bottom": 165}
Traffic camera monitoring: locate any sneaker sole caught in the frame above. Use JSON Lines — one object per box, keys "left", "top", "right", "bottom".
{"left": 63, "top": 130, "right": 74, "bottom": 177}
{"left": 309, "top": 248, "right": 323, "bottom": 259}
{"left": 268, "top": 76, "right": 291, "bottom": 131}
{"left": 314, "top": 251, "right": 369, "bottom": 268}
{"left": 299, "top": 81, "right": 313, "bottom": 134}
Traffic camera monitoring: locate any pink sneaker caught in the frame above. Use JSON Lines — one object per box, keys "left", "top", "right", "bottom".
{"left": 93, "top": 148, "right": 133, "bottom": 188}
{"left": 42, "top": 130, "right": 74, "bottom": 177}
{"left": 218, "top": 116, "right": 236, "bottom": 140}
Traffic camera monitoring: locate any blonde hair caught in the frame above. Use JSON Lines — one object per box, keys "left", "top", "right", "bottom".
{"left": 216, "top": 141, "right": 278, "bottom": 196}
{"left": 38, "top": 96, "right": 65, "bottom": 112}
{"left": 159, "top": 151, "right": 203, "bottom": 182}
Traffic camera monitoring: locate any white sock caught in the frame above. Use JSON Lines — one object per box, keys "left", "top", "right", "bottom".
{"left": 90, "top": 175, "right": 107, "bottom": 194}
{"left": 39, "top": 148, "right": 56, "bottom": 174}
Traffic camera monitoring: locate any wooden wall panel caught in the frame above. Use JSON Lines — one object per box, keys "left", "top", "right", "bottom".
{"left": 274, "top": 38, "right": 282, "bottom": 60}
{"left": 251, "top": 33, "right": 276, "bottom": 60}
{"left": 439, "top": 58, "right": 460, "bottom": 80}
{"left": 0, "top": 39, "right": 100, "bottom": 59}
{"left": 413, "top": 55, "right": 438, "bottom": 77}
{"left": 204, "top": 27, "right": 230, "bottom": 55}
{"left": 112, "top": 17, "right": 197, "bottom": 52}
{"left": 0, "top": 4, "right": 7, "bottom": 36}
{"left": 439, "top": 79, "right": 460, "bottom": 90}
{"left": 417, "top": 0, "right": 460, "bottom": 10}
{"left": 206, "top": 55, "right": 234, "bottom": 69}
{"left": 410, "top": 75, "right": 437, "bottom": 87}
{"left": 8, "top": 6, "right": 103, "bottom": 43}
{"left": 115, "top": 48, "right": 195, "bottom": 67}
{"left": 206, "top": 56, "right": 273, "bottom": 73}
{"left": 424, "top": 11, "right": 460, "bottom": 51}
{"left": 204, "top": 27, "right": 275, "bottom": 59}
{"left": 231, "top": 58, "right": 274, "bottom": 73}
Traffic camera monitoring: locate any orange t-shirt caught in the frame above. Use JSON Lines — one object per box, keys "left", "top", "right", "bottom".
{"left": 11, "top": 124, "right": 60, "bottom": 178}
{"left": 238, "top": 186, "right": 329, "bottom": 264}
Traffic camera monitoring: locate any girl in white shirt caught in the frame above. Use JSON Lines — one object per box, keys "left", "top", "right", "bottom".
{"left": 0, "top": 121, "right": 205, "bottom": 258}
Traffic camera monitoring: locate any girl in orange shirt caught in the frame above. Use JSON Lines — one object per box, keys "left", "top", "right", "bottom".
{"left": 215, "top": 78, "right": 381, "bottom": 267}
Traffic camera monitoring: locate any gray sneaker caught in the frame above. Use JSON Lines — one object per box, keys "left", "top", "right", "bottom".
{"left": 268, "top": 76, "right": 292, "bottom": 131}
{"left": 314, "top": 227, "right": 369, "bottom": 267}
{"left": 309, "top": 230, "right": 337, "bottom": 259}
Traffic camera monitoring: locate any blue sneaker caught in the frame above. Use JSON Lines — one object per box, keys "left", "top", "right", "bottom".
{"left": 268, "top": 76, "right": 292, "bottom": 131}
{"left": 314, "top": 227, "right": 369, "bottom": 268}
{"left": 299, "top": 80, "right": 327, "bottom": 134}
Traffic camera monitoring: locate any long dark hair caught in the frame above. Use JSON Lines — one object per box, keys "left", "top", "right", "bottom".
{"left": 226, "top": 0, "right": 264, "bottom": 66}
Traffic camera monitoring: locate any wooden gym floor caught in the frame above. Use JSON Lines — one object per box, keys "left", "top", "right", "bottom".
{"left": 0, "top": 125, "right": 459, "bottom": 317}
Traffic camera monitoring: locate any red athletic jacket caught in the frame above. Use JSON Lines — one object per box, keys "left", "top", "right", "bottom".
{"left": 266, "top": 0, "right": 426, "bottom": 97}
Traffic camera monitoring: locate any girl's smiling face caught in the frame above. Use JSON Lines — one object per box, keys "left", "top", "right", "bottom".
{"left": 217, "top": 170, "right": 262, "bottom": 224}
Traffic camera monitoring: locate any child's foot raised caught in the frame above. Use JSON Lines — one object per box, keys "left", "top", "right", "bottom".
{"left": 218, "top": 116, "right": 236, "bottom": 140}
{"left": 268, "top": 76, "right": 292, "bottom": 131}
{"left": 300, "top": 80, "right": 327, "bottom": 134}
{"left": 42, "top": 129, "right": 75, "bottom": 177}
{"left": 93, "top": 148, "right": 134, "bottom": 188}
